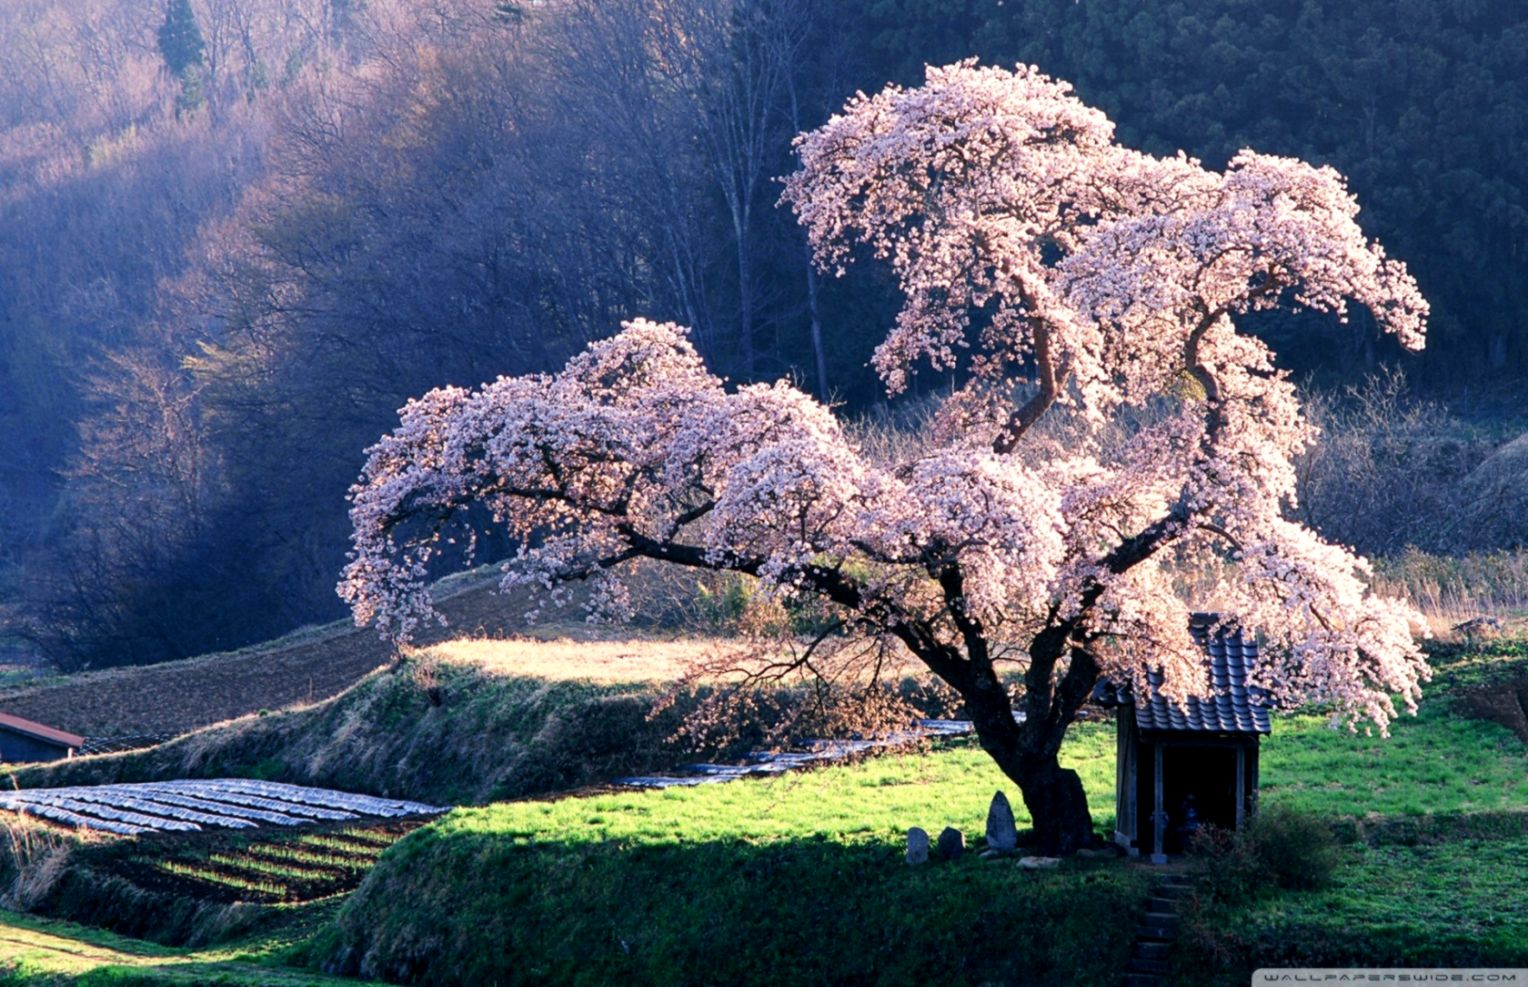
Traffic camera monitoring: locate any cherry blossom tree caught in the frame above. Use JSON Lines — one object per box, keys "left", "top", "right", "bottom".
{"left": 340, "top": 61, "right": 1431, "bottom": 855}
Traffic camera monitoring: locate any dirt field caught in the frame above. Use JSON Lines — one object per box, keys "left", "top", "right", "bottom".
{"left": 0, "top": 573, "right": 704, "bottom": 737}
{"left": 420, "top": 637, "right": 747, "bottom": 684}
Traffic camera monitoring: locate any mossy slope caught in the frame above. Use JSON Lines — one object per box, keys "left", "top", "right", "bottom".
{"left": 5, "top": 661, "right": 685, "bottom": 806}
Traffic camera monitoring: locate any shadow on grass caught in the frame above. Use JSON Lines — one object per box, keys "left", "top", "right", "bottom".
{"left": 1334, "top": 806, "right": 1528, "bottom": 846}
{"left": 1174, "top": 810, "right": 1528, "bottom": 987}
{"left": 0, "top": 911, "right": 346, "bottom": 986}
{"left": 321, "top": 830, "right": 1153, "bottom": 987}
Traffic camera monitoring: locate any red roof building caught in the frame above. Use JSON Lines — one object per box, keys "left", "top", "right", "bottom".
{"left": 0, "top": 712, "right": 84, "bottom": 763}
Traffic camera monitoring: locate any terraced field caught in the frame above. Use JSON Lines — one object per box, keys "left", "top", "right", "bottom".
{"left": 113, "top": 821, "right": 421, "bottom": 905}
{"left": 0, "top": 779, "right": 445, "bottom": 836}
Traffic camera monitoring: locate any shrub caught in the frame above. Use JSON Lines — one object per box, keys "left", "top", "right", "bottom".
{"left": 1192, "top": 805, "right": 1340, "bottom": 904}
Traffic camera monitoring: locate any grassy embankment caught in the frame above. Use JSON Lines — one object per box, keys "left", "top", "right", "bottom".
{"left": 3, "top": 641, "right": 729, "bottom": 808}
{"left": 0, "top": 635, "right": 776, "bottom": 955}
{"left": 320, "top": 725, "right": 1150, "bottom": 987}
{"left": 0, "top": 583, "right": 1524, "bottom": 984}
{"left": 314, "top": 641, "right": 1528, "bottom": 986}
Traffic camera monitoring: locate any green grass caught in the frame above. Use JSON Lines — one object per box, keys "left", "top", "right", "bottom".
{"left": 0, "top": 908, "right": 351, "bottom": 985}
{"left": 6, "top": 639, "right": 1525, "bottom": 985}
{"left": 313, "top": 661, "right": 1526, "bottom": 986}
{"left": 322, "top": 725, "right": 1149, "bottom": 986}
{"left": 1427, "top": 637, "right": 1528, "bottom": 691}
{"left": 1176, "top": 639, "right": 1528, "bottom": 980}
{"left": 1259, "top": 710, "right": 1528, "bottom": 818}
{"left": 430, "top": 723, "right": 1116, "bottom": 847}
{"left": 1178, "top": 837, "right": 1528, "bottom": 982}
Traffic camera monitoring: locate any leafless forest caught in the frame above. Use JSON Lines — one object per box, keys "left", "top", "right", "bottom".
{"left": 0, "top": 0, "right": 1523, "bottom": 671}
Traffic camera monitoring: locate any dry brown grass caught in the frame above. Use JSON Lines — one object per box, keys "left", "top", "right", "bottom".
{"left": 414, "top": 637, "right": 751, "bottom": 685}
{"left": 0, "top": 816, "right": 86, "bottom": 910}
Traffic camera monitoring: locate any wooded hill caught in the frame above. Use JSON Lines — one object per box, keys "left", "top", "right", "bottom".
{"left": 1, "top": 0, "right": 1524, "bottom": 671}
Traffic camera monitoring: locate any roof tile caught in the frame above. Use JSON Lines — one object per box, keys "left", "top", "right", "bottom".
{"left": 1093, "top": 613, "right": 1272, "bottom": 735}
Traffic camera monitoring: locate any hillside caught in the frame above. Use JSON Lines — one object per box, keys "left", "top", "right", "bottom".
{"left": 0, "top": 572, "right": 632, "bottom": 737}
{"left": 4, "top": 652, "right": 712, "bottom": 808}
{"left": 0, "top": 634, "right": 1521, "bottom": 984}
{"left": 318, "top": 643, "right": 1528, "bottom": 985}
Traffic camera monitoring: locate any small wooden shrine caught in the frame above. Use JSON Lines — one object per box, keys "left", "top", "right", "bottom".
{"left": 1092, "top": 613, "right": 1271, "bottom": 863}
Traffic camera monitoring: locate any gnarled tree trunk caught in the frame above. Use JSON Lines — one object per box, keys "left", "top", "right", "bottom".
{"left": 963, "top": 682, "right": 1097, "bottom": 856}
{"left": 929, "top": 624, "right": 1100, "bottom": 857}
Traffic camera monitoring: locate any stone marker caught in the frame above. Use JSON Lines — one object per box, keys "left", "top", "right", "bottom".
{"left": 1018, "top": 856, "right": 1061, "bottom": 870}
{"left": 985, "top": 791, "right": 1018, "bottom": 852}
{"left": 906, "top": 827, "right": 930, "bottom": 865}
{"left": 937, "top": 826, "right": 965, "bottom": 860}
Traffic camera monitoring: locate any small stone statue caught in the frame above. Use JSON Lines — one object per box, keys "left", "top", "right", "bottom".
{"left": 937, "top": 826, "right": 965, "bottom": 860}
{"left": 985, "top": 790, "right": 1019, "bottom": 853}
{"left": 906, "top": 826, "right": 930, "bottom": 865}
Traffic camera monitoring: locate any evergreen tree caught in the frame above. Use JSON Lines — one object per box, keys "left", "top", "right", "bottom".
{"left": 157, "top": 0, "right": 205, "bottom": 114}
{"left": 156, "top": 0, "right": 205, "bottom": 77}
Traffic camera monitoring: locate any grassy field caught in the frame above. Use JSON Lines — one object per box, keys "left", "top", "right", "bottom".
{"left": 1176, "top": 836, "right": 1528, "bottom": 981}
{"left": 312, "top": 639, "right": 1528, "bottom": 986}
{"left": 321, "top": 725, "right": 1151, "bottom": 987}
{"left": 0, "top": 908, "right": 349, "bottom": 985}
{"left": 0, "top": 726, "right": 1148, "bottom": 986}
{"left": 1260, "top": 712, "right": 1528, "bottom": 817}
{"left": 0, "top": 663, "right": 1523, "bottom": 983}
{"left": 1173, "top": 641, "right": 1528, "bottom": 980}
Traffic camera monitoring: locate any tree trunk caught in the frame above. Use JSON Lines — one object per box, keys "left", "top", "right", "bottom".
{"left": 805, "top": 243, "right": 829, "bottom": 402}
{"left": 1006, "top": 754, "right": 1095, "bottom": 856}
{"left": 958, "top": 661, "right": 1097, "bottom": 856}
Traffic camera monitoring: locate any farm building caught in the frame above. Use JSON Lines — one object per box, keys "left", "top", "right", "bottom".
{"left": 0, "top": 711, "right": 84, "bottom": 763}
{"left": 1092, "top": 613, "right": 1271, "bottom": 863}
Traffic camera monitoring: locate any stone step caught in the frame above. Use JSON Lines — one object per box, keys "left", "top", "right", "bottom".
{"left": 1123, "top": 974, "right": 1164, "bottom": 987}
{"left": 1131, "top": 941, "right": 1171, "bottom": 962}
{"left": 1136, "top": 917, "right": 1179, "bottom": 941}
{"left": 1126, "top": 957, "right": 1170, "bottom": 976}
{"left": 1147, "top": 896, "right": 1179, "bottom": 912}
